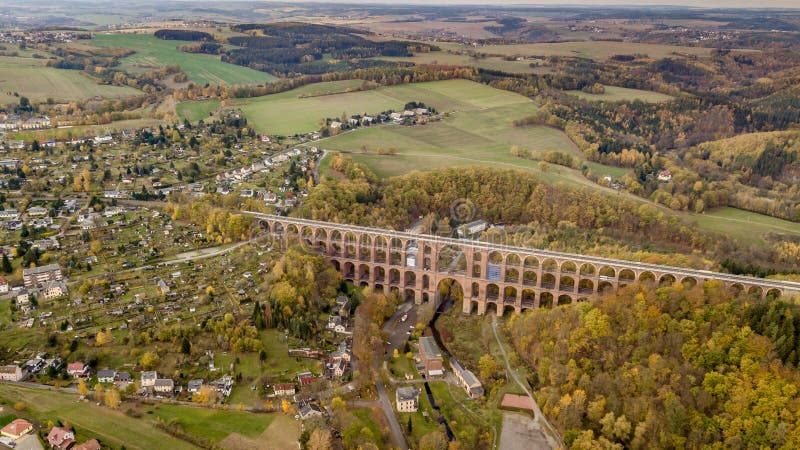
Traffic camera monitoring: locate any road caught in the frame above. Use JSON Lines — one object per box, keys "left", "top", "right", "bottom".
{"left": 491, "top": 316, "right": 561, "bottom": 449}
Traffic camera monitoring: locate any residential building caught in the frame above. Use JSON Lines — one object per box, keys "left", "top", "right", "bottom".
{"left": 22, "top": 263, "right": 63, "bottom": 288}
{"left": 67, "top": 362, "right": 88, "bottom": 378}
{"left": 39, "top": 280, "right": 67, "bottom": 300}
{"left": 0, "top": 276, "right": 8, "bottom": 294}
{"left": 26, "top": 206, "right": 47, "bottom": 217}
{"left": 97, "top": 369, "right": 116, "bottom": 383}
{"left": 418, "top": 336, "right": 444, "bottom": 377}
{"left": 457, "top": 219, "right": 488, "bottom": 238}
{"left": 47, "top": 425, "right": 76, "bottom": 450}
{"left": 326, "top": 315, "right": 347, "bottom": 333}
{"left": 187, "top": 379, "right": 204, "bottom": 393}
{"left": 297, "top": 402, "right": 324, "bottom": 420}
{"left": 0, "top": 365, "right": 23, "bottom": 381}
{"left": 297, "top": 372, "right": 315, "bottom": 388}
{"left": 141, "top": 371, "right": 158, "bottom": 387}
{"left": 154, "top": 378, "right": 174, "bottom": 394}
{"left": 273, "top": 383, "right": 296, "bottom": 397}
{"left": 1, "top": 419, "right": 33, "bottom": 440}
{"left": 395, "top": 386, "right": 419, "bottom": 412}
{"left": 74, "top": 439, "right": 102, "bottom": 450}
{"left": 450, "top": 359, "right": 484, "bottom": 399}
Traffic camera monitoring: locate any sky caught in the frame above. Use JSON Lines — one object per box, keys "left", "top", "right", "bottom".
{"left": 255, "top": 0, "right": 800, "bottom": 8}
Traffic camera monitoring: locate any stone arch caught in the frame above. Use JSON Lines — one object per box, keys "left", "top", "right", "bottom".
{"left": 360, "top": 234, "right": 373, "bottom": 246}
{"left": 557, "top": 294, "right": 573, "bottom": 306}
{"left": 523, "top": 270, "right": 537, "bottom": 286}
{"left": 542, "top": 258, "right": 558, "bottom": 272}
{"left": 748, "top": 285, "right": 763, "bottom": 298}
{"left": 599, "top": 266, "right": 615, "bottom": 279}
{"left": 729, "top": 282, "right": 744, "bottom": 295}
{"left": 639, "top": 271, "right": 656, "bottom": 284}
{"left": 374, "top": 284, "right": 384, "bottom": 293}
{"left": 390, "top": 249, "right": 403, "bottom": 266}
{"left": 422, "top": 274, "right": 430, "bottom": 290}
{"left": 486, "top": 283, "right": 500, "bottom": 300}
{"left": 619, "top": 269, "right": 636, "bottom": 282}
{"left": 375, "top": 266, "right": 386, "bottom": 282}
{"left": 357, "top": 264, "right": 370, "bottom": 281}
{"left": 580, "top": 263, "right": 596, "bottom": 277}
{"left": 404, "top": 271, "right": 416, "bottom": 288}
{"left": 422, "top": 292, "right": 430, "bottom": 303}
{"left": 540, "top": 292, "right": 554, "bottom": 308}
{"left": 314, "top": 228, "right": 328, "bottom": 240}
{"left": 659, "top": 274, "right": 676, "bottom": 286}
{"left": 404, "top": 288, "right": 416, "bottom": 303}
{"left": 598, "top": 280, "right": 613, "bottom": 293}
{"left": 578, "top": 279, "right": 594, "bottom": 294}
{"left": 559, "top": 275, "right": 575, "bottom": 291}
{"left": 682, "top": 276, "right": 698, "bottom": 289}
{"left": 467, "top": 300, "right": 479, "bottom": 314}
{"left": 506, "top": 253, "right": 521, "bottom": 266}
{"left": 488, "top": 251, "right": 504, "bottom": 265}
{"left": 504, "top": 286, "right": 518, "bottom": 303}
{"left": 471, "top": 282, "right": 480, "bottom": 298}
{"left": 390, "top": 237, "right": 403, "bottom": 250}
{"left": 505, "top": 267, "right": 520, "bottom": 283}
{"left": 767, "top": 288, "right": 782, "bottom": 299}
{"left": 521, "top": 307, "right": 534, "bottom": 314}
{"left": 502, "top": 305, "right": 517, "bottom": 316}
{"left": 358, "top": 245, "right": 371, "bottom": 261}
{"left": 560, "top": 261, "right": 577, "bottom": 274}
{"left": 437, "top": 278, "right": 464, "bottom": 306}
{"left": 273, "top": 222, "right": 285, "bottom": 234}
{"left": 485, "top": 302, "right": 499, "bottom": 316}
{"left": 438, "top": 244, "right": 467, "bottom": 275}
{"left": 405, "top": 240, "right": 419, "bottom": 253}
{"left": 542, "top": 273, "right": 556, "bottom": 289}
{"left": 522, "top": 289, "right": 535, "bottom": 307}
{"left": 343, "top": 231, "right": 357, "bottom": 245}
{"left": 330, "top": 230, "right": 342, "bottom": 242}
{"left": 331, "top": 260, "right": 341, "bottom": 272}
{"left": 375, "top": 235, "right": 388, "bottom": 248}
{"left": 523, "top": 256, "right": 539, "bottom": 268}
{"left": 286, "top": 223, "right": 300, "bottom": 236}
{"left": 389, "top": 268, "right": 401, "bottom": 285}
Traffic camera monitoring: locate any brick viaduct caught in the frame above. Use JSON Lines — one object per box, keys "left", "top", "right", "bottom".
{"left": 247, "top": 213, "right": 800, "bottom": 316}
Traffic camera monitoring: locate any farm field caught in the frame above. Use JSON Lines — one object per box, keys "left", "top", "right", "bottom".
{"left": 565, "top": 85, "right": 675, "bottom": 103}
{"left": 0, "top": 55, "right": 140, "bottom": 103}
{"left": 176, "top": 99, "right": 221, "bottom": 122}
{"left": 91, "top": 33, "right": 275, "bottom": 86}
{"left": 240, "top": 79, "right": 529, "bottom": 136}
{"left": 0, "top": 384, "right": 198, "bottom": 450}
{"left": 434, "top": 40, "right": 714, "bottom": 60}
{"left": 376, "top": 51, "right": 553, "bottom": 74}
{"left": 691, "top": 207, "right": 800, "bottom": 247}
{"left": 146, "top": 404, "right": 275, "bottom": 442}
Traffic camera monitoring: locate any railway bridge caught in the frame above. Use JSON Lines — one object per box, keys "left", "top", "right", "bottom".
{"left": 246, "top": 212, "right": 800, "bottom": 316}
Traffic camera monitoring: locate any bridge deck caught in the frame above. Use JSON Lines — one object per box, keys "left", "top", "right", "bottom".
{"left": 245, "top": 212, "right": 800, "bottom": 294}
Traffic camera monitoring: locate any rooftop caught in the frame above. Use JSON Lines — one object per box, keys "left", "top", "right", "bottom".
{"left": 419, "top": 336, "right": 442, "bottom": 359}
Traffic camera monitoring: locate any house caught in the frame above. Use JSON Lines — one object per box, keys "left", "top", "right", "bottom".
{"left": 22, "top": 263, "right": 63, "bottom": 288}
{"left": 154, "top": 378, "right": 175, "bottom": 394}
{"left": 157, "top": 279, "right": 170, "bottom": 295}
{"left": 26, "top": 206, "right": 47, "bottom": 217}
{"left": 297, "top": 372, "right": 315, "bottom": 387}
{"left": 327, "top": 315, "right": 347, "bottom": 333}
{"left": 8, "top": 140, "right": 25, "bottom": 150}
{"left": 450, "top": 359, "right": 484, "bottom": 399}
{"left": 47, "top": 425, "right": 76, "bottom": 450}
{"left": 657, "top": 169, "right": 673, "bottom": 182}
{"left": 67, "top": 362, "right": 88, "bottom": 378}
{"left": 0, "top": 276, "right": 8, "bottom": 294}
{"left": 97, "top": 369, "right": 116, "bottom": 383}
{"left": 457, "top": 219, "right": 488, "bottom": 238}
{"left": 396, "top": 386, "right": 419, "bottom": 412}
{"left": 335, "top": 295, "right": 351, "bottom": 318}
{"left": 1, "top": 418, "right": 33, "bottom": 440}
{"left": 187, "top": 379, "right": 204, "bottom": 393}
{"left": 0, "top": 209, "right": 20, "bottom": 220}
{"left": 93, "top": 134, "right": 113, "bottom": 145}
{"left": 390, "top": 112, "right": 402, "bottom": 121}
{"left": 0, "top": 365, "right": 23, "bottom": 381}
{"left": 39, "top": 280, "right": 67, "bottom": 300}
{"left": 273, "top": 383, "right": 296, "bottom": 397}
{"left": 30, "top": 238, "right": 60, "bottom": 251}
{"left": 22, "top": 116, "right": 50, "bottom": 130}
{"left": 329, "top": 121, "right": 342, "bottom": 129}
{"left": 141, "top": 371, "right": 158, "bottom": 387}
{"left": 418, "top": 337, "right": 444, "bottom": 377}
{"left": 74, "top": 439, "right": 102, "bottom": 450}
{"left": 115, "top": 371, "right": 131, "bottom": 388}
{"left": 327, "top": 358, "right": 348, "bottom": 378}
{"left": 297, "top": 402, "right": 324, "bottom": 420}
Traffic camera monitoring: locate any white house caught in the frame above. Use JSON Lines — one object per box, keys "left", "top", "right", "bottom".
{"left": 396, "top": 386, "right": 419, "bottom": 412}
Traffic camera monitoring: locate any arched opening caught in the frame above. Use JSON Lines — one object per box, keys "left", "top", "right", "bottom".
{"left": 344, "top": 231, "right": 357, "bottom": 247}
{"left": 472, "top": 252, "right": 482, "bottom": 277}
{"left": 437, "top": 245, "right": 467, "bottom": 275}
{"left": 561, "top": 261, "right": 577, "bottom": 274}
{"left": 767, "top": 288, "right": 782, "bottom": 299}
{"left": 506, "top": 254, "right": 521, "bottom": 266}
{"left": 559, "top": 275, "right": 575, "bottom": 292}
{"left": 331, "top": 260, "right": 341, "bottom": 272}
{"left": 542, "top": 259, "right": 558, "bottom": 273}
{"left": 330, "top": 230, "right": 342, "bottom": 242}
{"left": 331, "top": 242, "right": 343, "bottom": 257}
{"left": 505, "top": 267, "right": 520, "bottom": 284}
{"left": 437, "top": 278, "right": 464, "bottom": 308}
{"left": 390, "top": 251, "right": 403, "bottom": 266}
{"left": 542, "top": 273, "right": 556, "bottom": 289}
{"left": 729, "top": 283, "right": 744, "bottom": 295}
{"left": 539, "top": 292, "right": 553, "bottom": 309}
{"left": 598, "top": 281, "right": 613, "bottom": 293}
{"left": 422, "top": 274, "right": 430, "bottom": 290}
{"left": 748, "top": 286, "right": 763, "bottom": 298}
{"left": 405, "top": 241, "right": 419, "bottom": 268}
{"left": 599, "top": 266, "right": 615, "bottom": 279}
{"left": 521, "top": 307, "right": 534, "bottom": 314}
{"left": 375, "top": 266, "right": 386, "bottom": 283}
{"left": 389, "top": 268, "right": 401, "bottom": 285}
{"left": 523, "top": 256, "right": 539, "bottom": 269}
{"left": 523, "top": 270, "right": 537, "bottom": 287}
{"left": 390, "top": 237, "right": 403, "bottom": 251}
{"left": 301, "top": 227, "right": 313, "bottom": 247}
{"left": 318, "top": 241, "right": 328, "bottom": 254}
{"left": 580, "top": 263, "right": 596, "bottom": 277}
{"left": 522, "top": 289, "right": 535, "bottom": 307}
{"left": 488, "top": 251, "right": 504, "bottom": 265}
{"left": 358, "top": 264, "right": 370, "bottom": 281}
{"left": 578, "top": 279, "right": 594, "bottom": 295}
{"left": 659, "top": 274, "right": 676, "bottom": 287}
{"left": 359, "top": 246, "right": 371, "bottom": 261}
{"left": 375, "top": 245, "right": 387, "bottom": 264}
{"left": 360, "top": 281, "right": 369, "bottom": 288}
{"left": 273, "top": 222, "right": 285, "bottom": 235}
{"left": 486, "top": 283, "right": 500, "bottom": 300}
{"left": 639, "top": 271, "right": 656, "bottom": 284}
{"left": 343, "top": 262, "right": 355, "bottom": 279}
{"left": 619, "top": 269, "right": 635, "bottom": 283}
{"left": 557, "top": 295, "right": 572, "bottom": 306}
{"left": 360, "top": 234, "right": 372, "bottom": 246}
{"left": 485, "top": 302, "right": 499, "bottom": 316}
{"left": 682, "top": 276, "right": 698, "bottom": 289}
{"left": 404, "top": 289, "right": 416, "bottom": 303}
{"left": 404, "top": 271, "right": 416, "bottom": 288}
{"left": 374, "top": 284, "right": 384, "bottom": 293}
{"left": 471, "top": 282, "right": 480, "bottom": 298}
{"left": 375, "top": 235, "right": 388, "bottom": 249}
{"left": 469, "top": 301, "right": 479, "bottom": 314}
{"left": 504, "top": 286, "right": 518, "bottom": 304}
{"left": 422, "top": 293, "right": 430, "bottom": 303}
{"left": 502, "top": 305, "right": 516, "bottom": 316}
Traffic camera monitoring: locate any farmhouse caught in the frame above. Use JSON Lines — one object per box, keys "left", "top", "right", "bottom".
{"left": 1, "top": 419, "right": 33, "bottom": 440}
{"left": 418, "top": 336, "right": 444, "bottom": 377}
{"left": 0, "top": 364, "right": 24, "bottom": 381}
{"left": 396, "top": 386, "right": 419, "bottom": 412}
{"left": 67, "top": 362, "right": 88, "bottom": 378}
{"left": 74, "top": 439, "right": 102, "bottom": 450}
{"left": 0, "top": 276, "right": 8, "bottom": 294}
{"left": 273, "top": 383, "right": 296, "bottom": 397}
{"left": 47, "top": 425, "right": 76, "bottom": 450}
{"left": 297, "top": 402, "right": 324, "bottom": 420}
{"left": 187, "top": 379, "right": 204, "bottom": 393}
{"left": 154, "top": 378, "right": 175, "bottom": 395}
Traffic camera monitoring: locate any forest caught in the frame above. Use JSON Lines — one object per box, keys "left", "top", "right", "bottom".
{"left": 506, "top": 283, "right": 800, "bottom": 449}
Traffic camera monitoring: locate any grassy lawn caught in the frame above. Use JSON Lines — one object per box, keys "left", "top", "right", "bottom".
{"left": 691, "top": 207, "right": 800, "bottom": 246}
{"left": 435, "top": 40, "right": 714, "bottom": 60}
{"left": 0, "top": 299, "right": 12, "bottom": 328}
{"left": 0, "top": 384, "right": 198, "bottom": 450}
{"left": 582, "top": 161, "right": 633, "bottom": 179}
{"left": 176, "top": 99, "right": 221, "bottom": 122}
{"left": 146, "top": 404, "right": 274, "bottom": 442}
{"left": 0, "top": 55, "right": 140, "bottom": 104}
{"left": 376, "top": 52, "right": 551, "bottom": 74}
{"left": 565, "top": 85, "right": 674, "bottom": 103}
{"left": 91, "top": 33, "right": 275, "bottom": 86}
